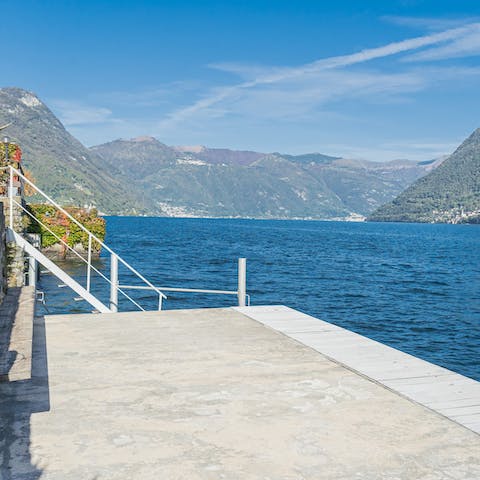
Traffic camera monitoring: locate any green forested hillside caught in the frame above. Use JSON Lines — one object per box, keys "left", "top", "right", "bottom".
{"left": 0, "top": 87, "right": 146, "bottom": 214}
{"left": 368, "top": 129, "right": 480, "bottom": 223}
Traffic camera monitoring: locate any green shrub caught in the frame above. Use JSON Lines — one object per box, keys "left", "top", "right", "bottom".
{"left": 26, "top": 203, "right": 106, "bottom": 252}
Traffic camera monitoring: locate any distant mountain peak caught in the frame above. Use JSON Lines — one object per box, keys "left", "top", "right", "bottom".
{"left": 0, "top": 87, "right": 42, "bottom": 108}
{"left": 130, "top": 136, "right": 158, "bottom": 143}
{"left": 1, "top": 86, "right": 34, "bottom": 96}
{"left": 469, "top": 127, "right": 480, "bottom": 138}
{"left": 0, "top": 87, "right": 67, "bottom": 141}
{"left": 455, "top": 126, "right": 480, "bottom": 152}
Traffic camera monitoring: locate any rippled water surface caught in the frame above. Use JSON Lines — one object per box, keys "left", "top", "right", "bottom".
{"left": 38, "top": 217, "right": 480, "bottom": 380}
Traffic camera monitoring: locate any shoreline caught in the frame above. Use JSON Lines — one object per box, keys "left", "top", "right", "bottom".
{"left": 99, "top": 213, "right": 480, "bottom": 226}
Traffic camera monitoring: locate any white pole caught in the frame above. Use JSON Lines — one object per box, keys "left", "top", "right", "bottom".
{"left": 237, "top": 258, "right": 246, "bottom": 307}
{"left": 86, "top": 234, "right": 92, "bottom": 292}
{"left": 110, "top": 254, "right": 118, "bottom": 312}
{"left": 9, "top": 166, "right": 13, "bottom": 229}
{"left": 28, "top": 255, "right": 37, "bottom": 288}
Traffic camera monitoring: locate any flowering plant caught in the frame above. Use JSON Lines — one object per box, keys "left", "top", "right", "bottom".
{"left": 27, "top": 204, "right": 106, "bottom": 256}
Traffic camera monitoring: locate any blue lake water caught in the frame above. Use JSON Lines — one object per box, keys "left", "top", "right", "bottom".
{"left": 38, "top": 217, "right": 480, "bottom": 381}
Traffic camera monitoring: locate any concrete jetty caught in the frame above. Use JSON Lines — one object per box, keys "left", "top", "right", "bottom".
{"left": 237, "top": 306, "right": 480, "bottom": 434}
{"left": 1, "top": 306, "right": 479, "bottom": 479}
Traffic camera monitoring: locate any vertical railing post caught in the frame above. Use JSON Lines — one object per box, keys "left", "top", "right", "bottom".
{"left": 158, "top": 293, "right": 163, "bottom": 311}
{"left": 86, "top": 233, "right": 92, "bottom": 292}
{"left": 9, "top": 166, "right": 13, "bottom": 229}
{"left": 237, "top": 257, "right": 246, "bottom": 307}
{"left": 110, "top": 253, "right": 118, "bottom": 312}
{"left": 28, "top": 255, "right": 37, "bottom": 288}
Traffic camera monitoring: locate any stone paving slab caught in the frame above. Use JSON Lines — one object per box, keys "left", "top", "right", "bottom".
{"left": 0, "top": 286, "right": 36, "bottom": 381}
{"left": 0, "top": 307, "right": 479, "bottom": 479}
{"left": 235, "top": 305, "right": 480, "bottom": 434}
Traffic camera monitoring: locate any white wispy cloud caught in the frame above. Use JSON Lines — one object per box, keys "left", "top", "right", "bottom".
{"left": 157, "top": 22, "right": 480, "bottom": 131}
{"left": 405, "top": 23, "right": 480, "bottom": 61}
{"left": 324, "top": 141, "right": 458, "bottom": 162}
{"left": 208, "top": 62, "right": 284, "bottom": 80}
{"left": 382, "top": 15, "right": 479, "bottom": 31}
{"left": 90, "top": 81, "right": 201, "bottom": 107}
{"left": 51, "top": 100, "right": 114, "bottom": 126}
{"left": 209, "top": 69, "right": 427, "bottom": 121}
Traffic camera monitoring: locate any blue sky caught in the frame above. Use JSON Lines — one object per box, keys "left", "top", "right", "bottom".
{"left": 3, "top": 0, "right": 480, "bottom": 160}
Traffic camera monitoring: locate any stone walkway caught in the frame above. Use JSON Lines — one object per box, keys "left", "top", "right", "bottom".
{"left": 0, "top": 286, "right": 35, "bottom": 382}
{"left": 0, "top": 307, "right": 479, "bottom": 479}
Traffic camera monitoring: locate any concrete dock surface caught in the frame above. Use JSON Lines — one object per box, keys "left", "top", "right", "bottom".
{"left": 237, "top": 306, "right": 480, "bottom": 434}
{"left": 0, "top": 307, "right": 479, "bottom": 479}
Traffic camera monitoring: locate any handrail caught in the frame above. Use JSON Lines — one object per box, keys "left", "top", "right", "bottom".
{"left": 120, "top": 285, "right": 235, "bottom": 294}
{"left": 14, "top": 198, "right": 145, "bottom": 311}
{"left": 118, "top": 257, "right": 249, "bottom": 306}
{"left": 6, "top": 165, "right": 166, "bottom": 301}
{"left": 5, "top": 165, "right": 166, "bottom": 311}
{"left": 118, "top": 284, "right": 251, "bottom": 306}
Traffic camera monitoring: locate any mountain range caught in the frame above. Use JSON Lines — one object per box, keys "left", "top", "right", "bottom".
{"left": 0, "top": 87, "right": 446, "bottom": 219}
{"left": 91, "top": 138, "right": 442, "bottom": 219}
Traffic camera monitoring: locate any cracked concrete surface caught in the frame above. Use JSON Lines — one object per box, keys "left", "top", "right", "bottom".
{"left": 0, "top": 307, "right": 479, "bottom": 479}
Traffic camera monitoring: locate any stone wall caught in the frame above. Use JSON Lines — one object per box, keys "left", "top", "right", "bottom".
{"left": 0, "top": 204, "right": 7, "bottom": 303}
{"left": 0, "top": 197, "right": 25, "bottom": 288}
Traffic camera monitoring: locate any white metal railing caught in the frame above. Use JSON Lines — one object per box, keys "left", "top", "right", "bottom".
{"left": 3, "top": 164, "right": 250, "bottom": 311}
{"left": 118, "top": 257, "right": 250, "bottom": 307}
{"left": 5, "top": 164, "right": 166, "bottom": 311}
